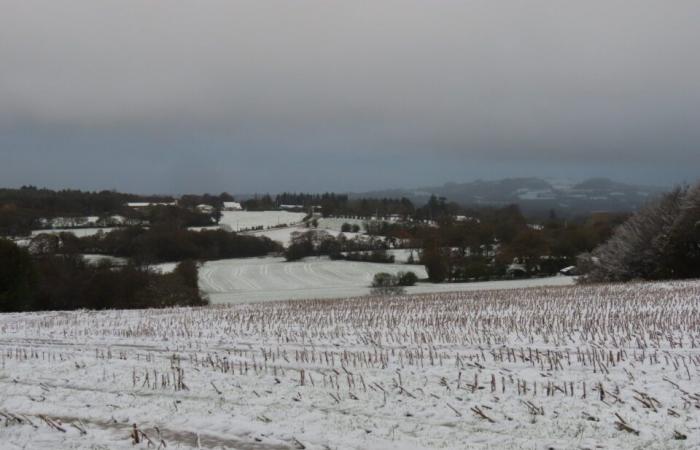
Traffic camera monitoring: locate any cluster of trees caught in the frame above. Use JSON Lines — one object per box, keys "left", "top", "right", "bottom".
{"left": 0, "top": 187, "right": 154, "bottom": 235}
{"left": 283, "top": 230, "right": 392, "bottom": 262}
{"left": 340, "top": 223, "right": 362, "bottom": 233}
{"left": 342, "top": 250, "right": 395, "bottom": 263}
{"left": 1, "top": 239, "right": 206, "bottom": 312}
{"left": 177, "top": 192, "right": 234, "bottom": 210}
{"left": 0, "top": 187, "right": 226, "bottom": 236}
{"left": 283, "top": 230, "right": 340, "bottom": 261}
{"left": 578, "top": 183, "right": 700, "bottom": 282}
{"left": 370, "top": 271, "right": 418, "bottom": 295}
{"left": 416, "top": 205, "right": 626, "bottom": 282}
{"left": 0, "top": 186, "right": 167, "bottom": 217}
{"left": 129, "top": 205, "right": 218, "bottom": 229}
{"left": 413, "top": 195, "right": 460, "bottom": 221}
{"left": 242, "top": 192, "right": 415, "bottom": 218}
{"left": 34, "top": 227, "right": 282, "bottom": 264}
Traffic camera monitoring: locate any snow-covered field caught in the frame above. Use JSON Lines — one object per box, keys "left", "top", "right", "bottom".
{"left": 316, "top": 217, "right": 366, "bottom": 232}
{"left": 197, "top": 256, "right": 574, "bottom": 303}
{"left": 1, "top": 280, "right": 698, "bottom": 449}
{"left": 199, "top": 256, "right": 426, "bottom": 303}
{"left": 218, "top": 211, "right": 307, "bottom": 232}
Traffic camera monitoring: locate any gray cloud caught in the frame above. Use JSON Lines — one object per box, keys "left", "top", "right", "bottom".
{"left": 1, "top": 0, "right": 699, "bottom": 193}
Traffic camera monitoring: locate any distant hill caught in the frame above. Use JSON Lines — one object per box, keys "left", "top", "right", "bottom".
{"left": 356, "top": 177, "right": 667, "bottom": 217}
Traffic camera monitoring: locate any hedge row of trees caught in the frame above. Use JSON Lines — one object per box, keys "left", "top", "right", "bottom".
{"left": 0, "top": 187, "right": 227, "bottom": 235}
{"left": 33, "top": 227, "right": 282, "bottom": 264}
{"left": 370, "top": 271, "right": 418, "bottom": 296}
{"left": 1, "top": 239, "right": 206, "bottom": 312}
{"left": 242, "top": 192, "right": 416, "bottom": 218}
{"left": 283, "top": 230, "right": 391, "bottom": 262}
{"left": 578, "top": 183, "right": 700, "bottom": 282}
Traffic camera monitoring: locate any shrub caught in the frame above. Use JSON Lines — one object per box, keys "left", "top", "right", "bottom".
{"left": 397, "top": 271, "right": 418, "bottom": 286}
{"left": 285, "top": 241, "right": 314, "bottom": 261}
{"left": 371, "top": 272, "right": 405, "bottom": 296}
{"left": 579, "top": 182, "right": 700, "bottom": 282}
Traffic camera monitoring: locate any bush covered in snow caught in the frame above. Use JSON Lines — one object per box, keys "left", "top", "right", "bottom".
{"left": 579, "top": 182, "right": 700, "bottom": 282}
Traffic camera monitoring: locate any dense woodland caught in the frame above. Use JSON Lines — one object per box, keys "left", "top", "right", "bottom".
{"left": 0, "top": 239, "right": 206, "bottom": 312}
{"left": 52, "top": 227, "right": 282, "bottom": 264}
{"left": 416, "top": 205, "right": 625, "bottom": 282}
{"left": 242, "top": 192, "right": 416, "bottom": 217}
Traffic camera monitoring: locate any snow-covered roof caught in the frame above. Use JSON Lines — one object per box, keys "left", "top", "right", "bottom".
{"left": 223, "top": 201, "right": 242, "bottom": 209}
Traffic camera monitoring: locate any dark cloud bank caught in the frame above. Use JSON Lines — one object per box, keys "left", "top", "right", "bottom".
{"left": 1, "top": 1, "right": 699, "bottom": 194}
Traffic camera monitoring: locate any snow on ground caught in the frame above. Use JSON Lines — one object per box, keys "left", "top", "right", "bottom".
{"left": 81, "top": 254, "right": 128, "bottom": 266}
{"left": 30, "top": 227, "right": 118, "bottom": 238}
{"left": 245, "top": 226, "right": 306, "bottom": 247}
{"left": 245, "top": 226, "right": 362, "bottom": 247}
{"left": 199, "top": 256, "right": 425, "bottom": 303}
{"left": 151, "top": 262, "right": 178, "bottom": 274}
{"left": 1, "top": 280, "right": 698, "bottom": 449}
{"left": 218, "top": 211, "right": 307, "bottom": 232}
{"left": 197, "top": 256, "right": 574, "bottom": 304}
{"left": 186, "top": 226, "right": 221, "bottom": 232}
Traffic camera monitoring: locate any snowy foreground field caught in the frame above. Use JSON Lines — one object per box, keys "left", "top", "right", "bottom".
{"left": 197, "top": 256, "right": 574, "bottom": 303}
{"left": 1, "top": 281, "right": 699, "bottom": 449}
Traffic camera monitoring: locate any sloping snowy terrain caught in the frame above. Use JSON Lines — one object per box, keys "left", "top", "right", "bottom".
{"left": 1, "top": 281, "right": 698, "bottom": 449}
{"left": 196, "top": 256, "right": 574, "bottom": 303}
{"left": 218, "top": 211, "right": 307, "bottom": 231}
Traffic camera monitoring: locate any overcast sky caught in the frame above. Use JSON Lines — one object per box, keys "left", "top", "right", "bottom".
{"left": 1, "top": 1, "right": 699, "bottom": 194}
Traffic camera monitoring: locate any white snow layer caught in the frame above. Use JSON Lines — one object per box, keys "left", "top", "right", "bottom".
{"left": 1, "top": 280, "right": 698, "bottom": 449}
{"left": 197, "top": 256, "right": 574, "bottom": 304}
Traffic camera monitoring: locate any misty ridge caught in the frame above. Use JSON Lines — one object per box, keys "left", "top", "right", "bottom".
{"left": 352, "top": 176, "right": 667, "bottom": 217}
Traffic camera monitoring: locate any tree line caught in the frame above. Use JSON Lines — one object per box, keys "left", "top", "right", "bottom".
{"left": 241, "top": 192, "right": 416, "bottom": 218}
{"left": 415, "top": 205, "right": 627, "bottom": 282}
{"left": 1, "top": 239, "right": 206, "bottom": 312}
{"left": 0, "top": 186, "right": 230, "bottom": 235}
{"left": 32, "top": 226, "right": 282, "bottom": 264}
{"left": 578, "top": 182, "right": 700, "bottom": 282}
